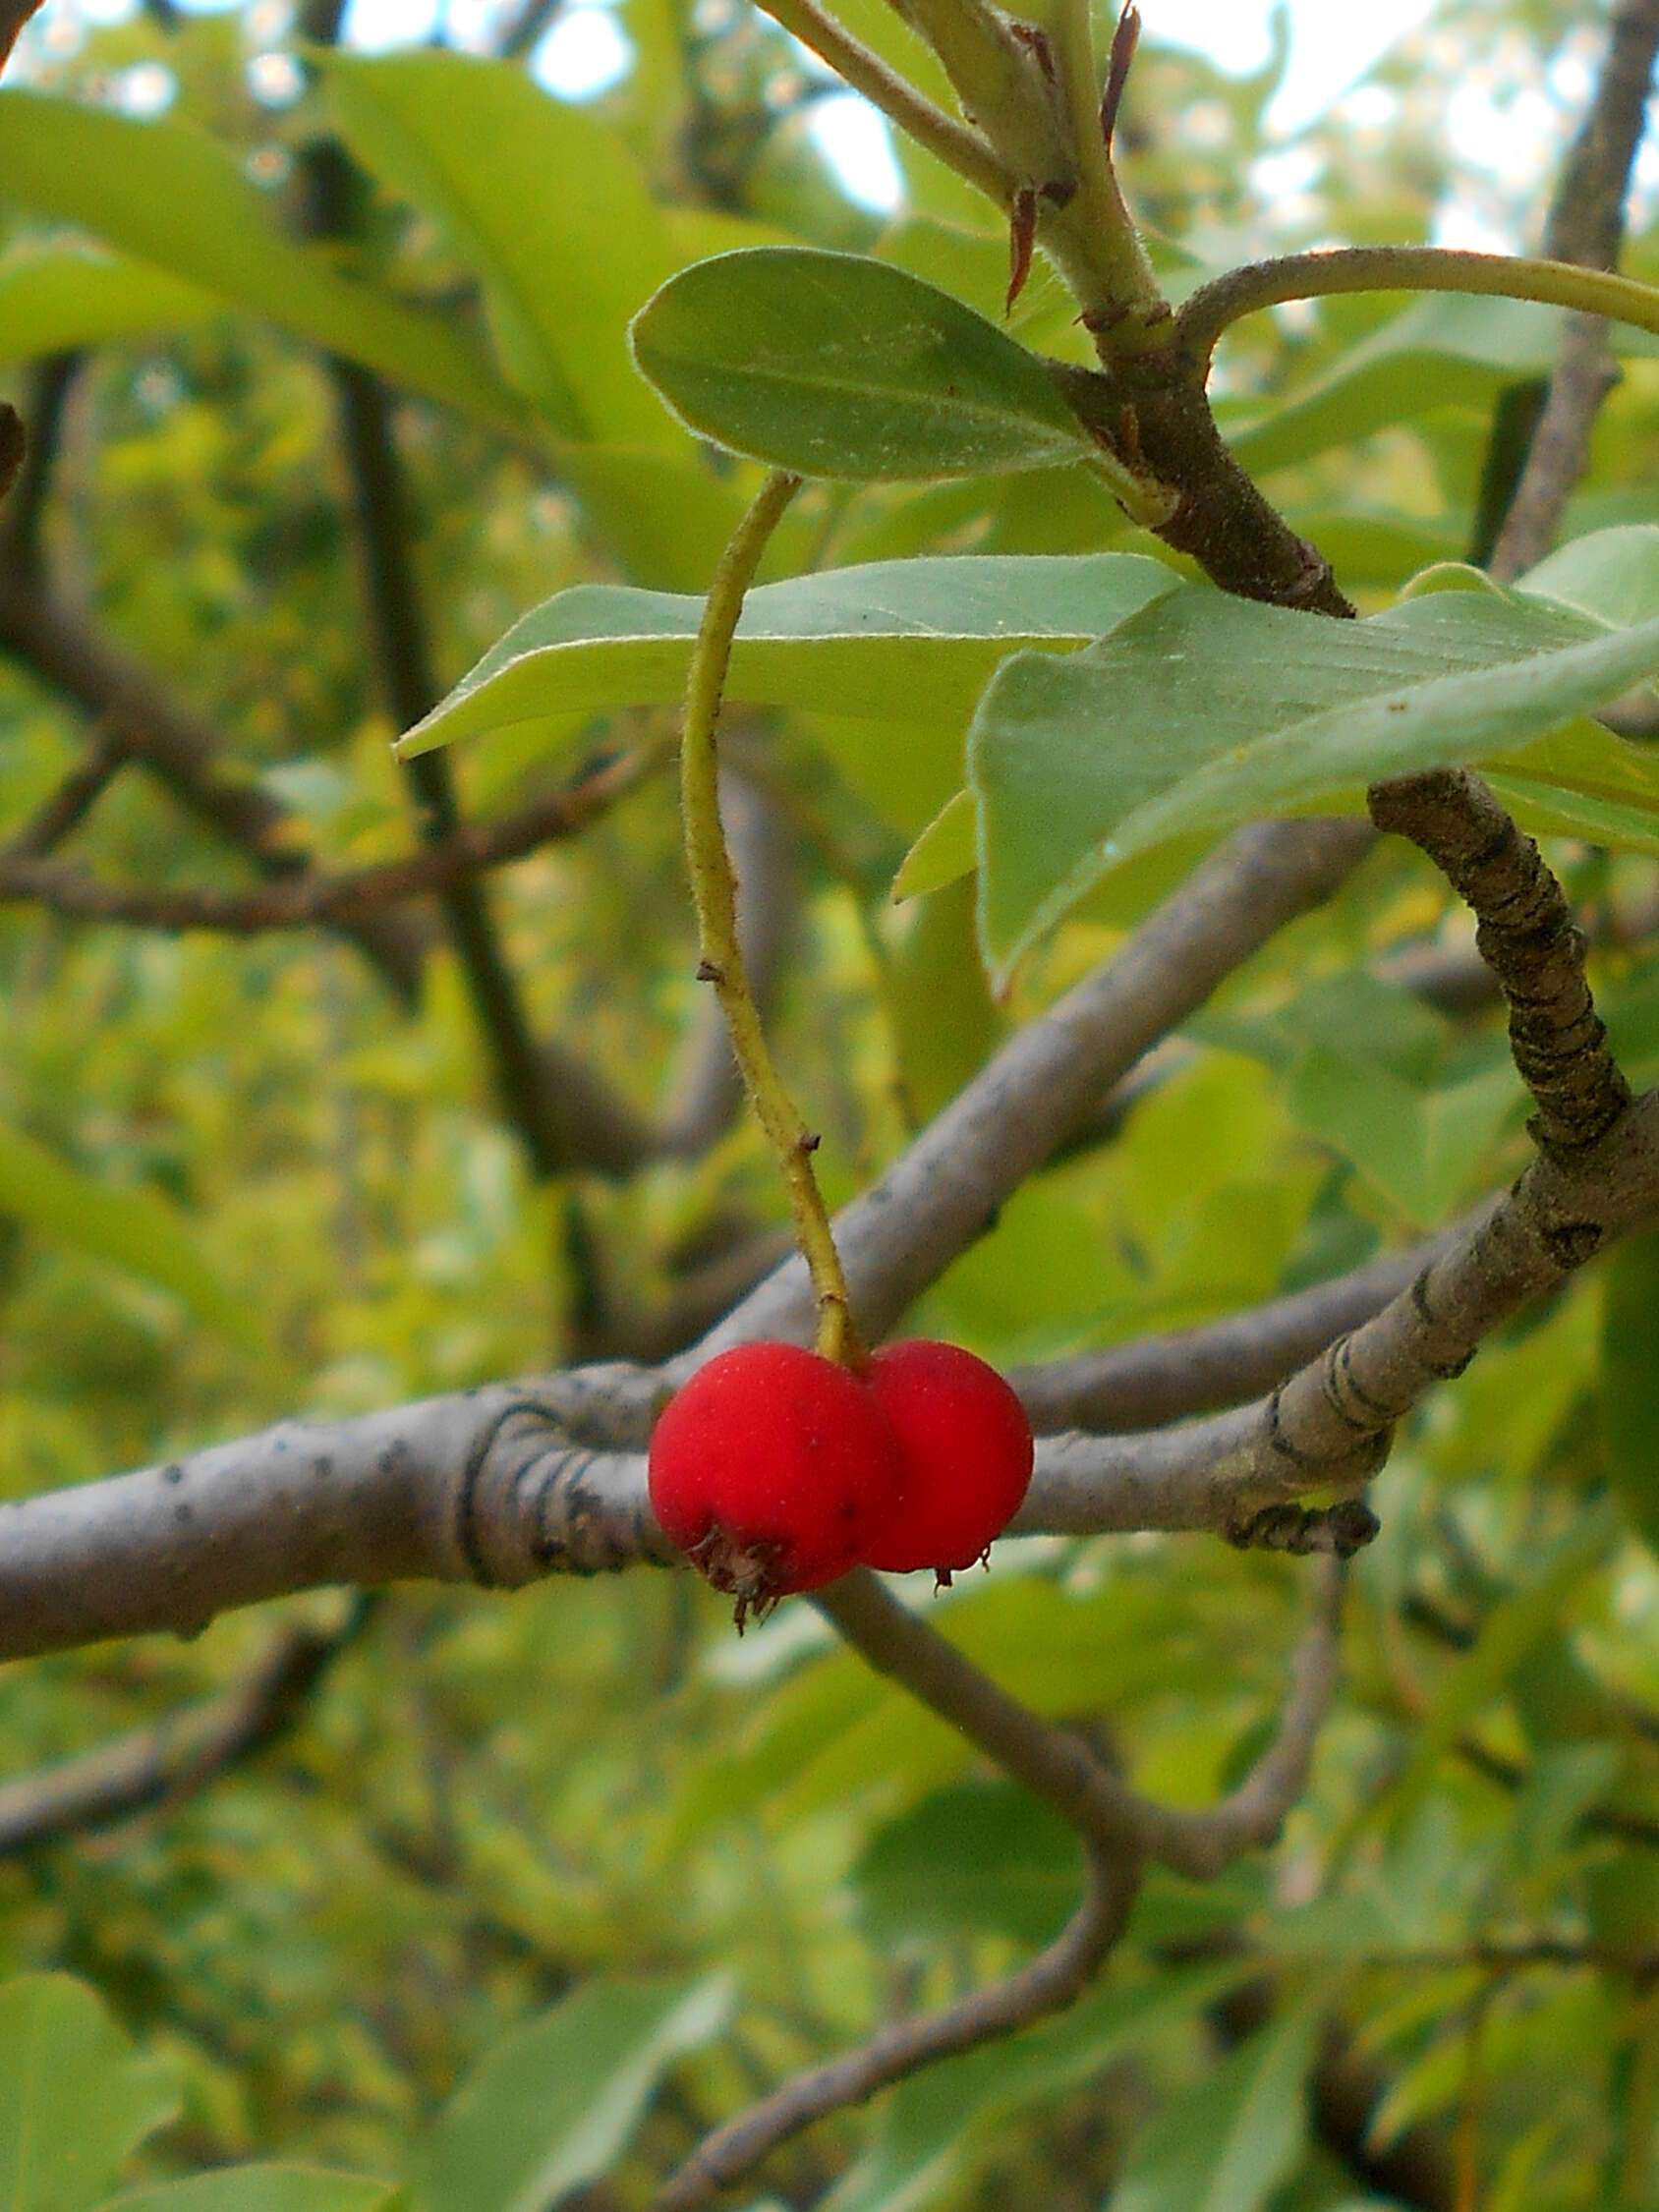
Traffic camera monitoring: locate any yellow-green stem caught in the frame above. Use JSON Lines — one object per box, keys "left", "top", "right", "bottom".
{"left": 680, "top": 470, "right": 864, "bottom": 1371}
{"left": 1178, "top": 245, "right": 1659, "bottom": 363}
{"left": 1040, "top": 0, "right": 1163, "bottom": 340}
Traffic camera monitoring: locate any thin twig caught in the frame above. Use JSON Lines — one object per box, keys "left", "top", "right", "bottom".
{"left": 1487, "top": 319, "right": 1621, "bottom": 582}
{"left": 0, "top": 0, "right": 46, "bottom": 72}
{"left": 499, "top": 0, "right": 563, "bottom": 58}
{"left": 817, "top": 1560, "right": 1344, "bottom": 1881}
{"left": 1009, "top": 1221, "right": 1467, "bottom": 1434}
{"left": 0, "top": 1599, "right": 376, "bottom": 1854}
{"left": 0, "top": 746, "right": 660, "bottom": 932}
{"left": 816, "top": 1568, "right": 1153, "bottom": 1854}
{"left": 0, "top": 406, "right": 22, "bottom": 505}
{"left": 653, "top": 1841, "right": 1138, "bottom": 2211}
{"left": 0, "top": 570, "right": 429, "bottom": 1002}
{"left": 1, "top": 733, "right": 128, "bottom": 862}
{"left": 1488, "top": 0, "right": 1659, "bottom": 578}
{"left": 650, "top": 1566, "right": 1339, "bottom": 2200}
{"left": 1135, "top": 1559, "right": 1344, "bottom": 1877}
{"left": 326, "top": 346, "right": 580, "bottom": 1177}
{"left": 1542, "top": 0, "right": 1659, "bottom": 271}
{"left": 296, "top": 93, "right": 630, "bottom": 1177}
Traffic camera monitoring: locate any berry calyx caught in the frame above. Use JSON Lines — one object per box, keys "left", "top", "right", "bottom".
{"left": 648, "top": 1341, "right": 903, "bottom": 1628}
{"left": 862, "top": 1340, "right": 1034, "bottom": 1580}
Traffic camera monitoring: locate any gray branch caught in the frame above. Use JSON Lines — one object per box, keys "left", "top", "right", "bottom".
{"left": 818, "top": 1559, "right": 1342, "bottom": 1882}
{"left": 1037, "top": 1084, "right": 1659, "bottom": 1538}
{"left": 1010, "top": 1221, "right": 1467, "bottom": 1433}
{"left": 7, "top": 1077, "right": 1659, "bottom": 1663}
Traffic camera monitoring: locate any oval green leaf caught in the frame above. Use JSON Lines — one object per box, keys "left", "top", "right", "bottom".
{"left": 1108, "top": 2002, "right": 1322, "bottom": 2212}
{"left": 628, "top": 248, "right": 1107, "bottom": 480}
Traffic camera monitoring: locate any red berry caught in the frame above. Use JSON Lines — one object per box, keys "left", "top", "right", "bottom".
{"left": 862, "top": 1340, "right": 1033, "bottom": 1579}
{"left": 648, "top": 1342, "right": 903, "bottom": 1627}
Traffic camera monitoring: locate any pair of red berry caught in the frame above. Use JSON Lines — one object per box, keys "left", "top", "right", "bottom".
{"left": 648, "top": 1338, "right": 1034, "bottom": 1623}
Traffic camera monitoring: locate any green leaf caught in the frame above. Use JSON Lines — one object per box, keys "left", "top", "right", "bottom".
{"left": 875, "top": 215, "right": 1085, "bottom": 361}
{"left": 799, "top": 705, "right": 970, "bottom": 838}
{"left": 0, "top": 1974, "right": 180, "bottom": 2212}
{"left": 1602, "top": 1230, "right": 1659, "bottom": 1554}
{"left": 0, "top": 91, "right": 531, "bottom": 437}
{"left": 892, "top": 790, "right": 977, "bottom": 900}
{"left": 407, "top": 1976, "right": 731, "bottom": 2212}
{"left": 854, "top": 1782, "right": 1080, "bottom": 1949}
{"left": 99, "top": 2169, "right": 400, "bottom": 2212}
{"left": 0, "top": 1121, "right": 261, "bottom": 1350}
{"left": 628, "top": 249, "right": 1110, "bottom": 479}
{"left": 1227, "top": 292, "right": 1571, "bottom": 479}
{"left": 395, "top": 552, "right": 1176, "bottom": 759}
{"left": 0, "top": 246, "right": 214, "bottom": 362}
{"left": 971, "top": 584, "right": 1659, "bottom": 986}
{"left": 1285, "top": 1048, "right": 1518, "bottom": 1224}
{"left": 1107, "top": 2001, "right": 1323, "bottom": 2212}
{"left": 1505, "top": 1744, "right": 1621, "bottom": 1879}
{"left": 882, "top": 876, "right": 1004, "bottom": 1115}
{"left": 1516, "top": 523, "right": 1659, "bottom": 629}
{"left": 1279, "top": 508, "right": 1466, "bottom": 595}
{"left": 1485, "top": 718, "right": 1659, "bottom": 858}
{"left": 823, "top": 1963, "right": 1251, "bottom": 2212}
{"left": 1199, "top": 971, "right": 1452, "bottom": 1087}
{"left": 1127, "top": 1863, "right": 1269, "bottom": 1951}
{"left": 1252, "top": 1892, "right": 1412, "bottom": 1962}
{"left": 1384, "top": 1510, "right": 1618, "bottom": 1829}
{"left": 321, "top": 51, "right": 677, "bottom": 446}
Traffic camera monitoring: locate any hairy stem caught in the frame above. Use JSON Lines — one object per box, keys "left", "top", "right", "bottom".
{"left": 680, "top": 471, "right": 861, "bottom": 1366}
{"left": 1178, "top": 246, "right": 1659, "bottom": 366}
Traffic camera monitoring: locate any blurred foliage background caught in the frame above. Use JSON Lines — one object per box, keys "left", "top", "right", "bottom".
{"left": 4, "top": 0, "right": 1659, "bottom": 2205}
